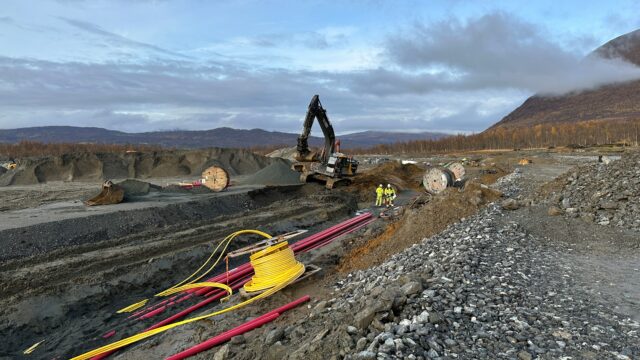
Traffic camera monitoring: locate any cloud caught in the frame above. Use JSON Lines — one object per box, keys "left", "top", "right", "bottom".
{"left": 58, "top": 17, "right": 191, "bottom": 59}
{"left": 229, "top": 26, "right": 355, "bottom": 50}
{"left": 0, "top": 53, "right": 519, "bottom": 133}
{"left": 1, "top": 12, "right": 637, "bottom": 134}
{"left": 383, "top": 12, "right": 640, "bottom": 94}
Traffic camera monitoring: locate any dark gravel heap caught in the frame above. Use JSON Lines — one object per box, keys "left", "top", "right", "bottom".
{"left": 553, "top": 152, "right": 640, "bottom": 230}
{"left": 239, "top": 162, "right": 302, "bottom": 186}
{"left": 227, "top": 170, "right": 639, "bottom": 360}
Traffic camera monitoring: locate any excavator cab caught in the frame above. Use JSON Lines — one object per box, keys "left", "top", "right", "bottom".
{"left": 292, "top": 95, "right": 359, "bottom": 189}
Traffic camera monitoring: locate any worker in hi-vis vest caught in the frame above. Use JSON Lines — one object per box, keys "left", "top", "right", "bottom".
{"left": 375, "top": 184, "right": 384, "bottom": 207}
{"left": 384, "top": 184, "right": 396, "bottom": 207}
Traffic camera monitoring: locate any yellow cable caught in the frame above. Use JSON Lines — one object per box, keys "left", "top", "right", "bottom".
{"left": 118, "top": 230, "right": 272, "bottom": 312}
{"left": 172, "top": 230, "right": 271, "bottom": 289}
{"left": 244, "top": 242, "right": 305, "bottom": 293}
{"left": 23, "top": 340, "right": 45, "bottom": 354}
{"left": 72, "top": 235, "right": 303, "bottom": 360}
{"left": 116, "top": 299, "right": 149, "bottom": 314}
{"left": 155, "top": 282, "right": 232, "bottom": 298}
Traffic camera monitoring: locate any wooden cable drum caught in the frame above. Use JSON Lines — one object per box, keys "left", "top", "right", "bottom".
{"left": 201, "top": 166, "right": 230, "bottom": 192}
{"left": 445, "top": 162, "right": 465, "bottom": 181}
{"left": 423, "top": 167, "right": 454, "bottom": 194}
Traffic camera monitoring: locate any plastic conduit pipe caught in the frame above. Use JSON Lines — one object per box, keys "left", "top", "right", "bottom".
{"left": 291, "top": 215, "right": 365, "bottom": 250}
{"left": 152, "top": 214, "right": 371, "bottom": 325}
{"left": 134, "top": 214, "right": 370, "bottom": 318}
{"left": 93, "top": 215, "right": 371, "bottom": 359}
{"left": 166, "top": 296, "right": 310, "bottom": 360}
{"left": 292, "top": 214, "right": 371, "bottom": 252}
{"left": 303, "top": 217, "right": 376, "bottom": 252}
{"left": 293, "top": 215, "right": 371, "bottom": 253}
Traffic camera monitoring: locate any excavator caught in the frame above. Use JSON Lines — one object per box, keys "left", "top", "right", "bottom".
{"left": 292, "top": 95, "right": 358, "bottom": 189}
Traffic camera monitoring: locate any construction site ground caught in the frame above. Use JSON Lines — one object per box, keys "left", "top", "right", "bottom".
{"left": 0, "top": 147, "right": 638, "bottom": 359}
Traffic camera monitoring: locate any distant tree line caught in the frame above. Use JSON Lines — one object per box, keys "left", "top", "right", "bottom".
{"left": 0, "top": 141, "right": 164, "bottom": 158}
{"left": 2, "top": 119, "right": 639, "bottom": 158}
{"left": 350, "top": 119, "right": 640, "bottom": 155}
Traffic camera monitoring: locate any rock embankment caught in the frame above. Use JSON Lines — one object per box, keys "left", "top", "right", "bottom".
{"left": 227, "top": 167, "right": 639, "bottom": 360}
{"left": 552, "top": 151, "right": 640, "bottom": 230}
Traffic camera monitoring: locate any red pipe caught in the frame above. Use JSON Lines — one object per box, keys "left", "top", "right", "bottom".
{"left": 165, "top": 313, "right": 279, "bottom": 360}
{"left": 133, "top": 214, "right": 372, "bottom": 326}
{"left": 101, "top": 330, "right": 116, "bottom": 339}
{"left": 133, "top": 214, "right": 371, "bottom": 317}
{"left": 291, "top": 214, "right": 368, "bottom": 250}
{"left": 304, "top": 217, "right": 376, "bottom": 252}
{"left": 145, "top": 276, "right": 250, "bottom": 331}
{"left": 138, "top": 306, "right": 166, "bottom": 320}
{"left": 93, "top": 215, "right": 371, "bottom": 359}
{"left": 293, "top": 214, "right": 371, "bottom": 252}
{"left": 166, "top": 296, "right": 310, "bottom": 360}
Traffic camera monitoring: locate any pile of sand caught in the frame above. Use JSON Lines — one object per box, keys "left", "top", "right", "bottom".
{"left": 0, "top": 148, "right": 288, "bottom": 186}
{"left": 239, "top": 162, "right": 302, "bottom": 186}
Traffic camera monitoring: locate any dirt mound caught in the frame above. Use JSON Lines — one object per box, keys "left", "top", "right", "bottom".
{"left": 339, "top": 180, "right": 502, "bottom": 272}
{"left": 116, "top": 179, "right": 163, "bottom": 200}
{"left": 350, "top": 162, "right": 424, "bottom": 201}
{"left": 0, "top": 148, "right": 287, "bottom": 186}
{"left": 239, "top": 161, "right": 302, "bottom": 186}
{"left": 549, "top": 151, "right": 640, "bottom": 231}
{"left": 267, "top": 146, "right": 298, "bottom": 161}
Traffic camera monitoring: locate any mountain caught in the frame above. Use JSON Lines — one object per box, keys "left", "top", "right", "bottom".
{"left": 489, "top": 29, "right": 640, "bottom": 130}
{"left": 0, "top": 126, "right": 446, "bottom": 149}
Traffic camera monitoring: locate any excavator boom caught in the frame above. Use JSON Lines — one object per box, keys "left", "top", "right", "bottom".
{"left": 292, "top": 95, "right": 358, "bottom": 189}
{"left": 296, "top": 95, "right": 335, "bottom": 163}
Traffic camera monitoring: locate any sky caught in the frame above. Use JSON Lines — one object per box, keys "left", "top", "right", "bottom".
{"left": 1, "top": 0, "right": 640, "bottom": 135}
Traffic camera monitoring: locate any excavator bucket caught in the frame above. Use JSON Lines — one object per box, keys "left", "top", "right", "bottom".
{"left": 85, "top": 180, "right": 125, "bottom": 206}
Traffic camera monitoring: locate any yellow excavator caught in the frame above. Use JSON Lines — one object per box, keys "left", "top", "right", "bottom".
{"left": 292, "top": 95, "right": 358, "bottom": 189}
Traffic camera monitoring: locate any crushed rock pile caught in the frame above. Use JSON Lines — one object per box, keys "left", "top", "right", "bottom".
{"left": 225, "top": 169, "right": 639, "bottom": 360}
{"left": 238, "top": 162, "right": 302, "bottom": 186}
{"left": 551, "top": 151, "right": 640, "bottom": 230}
{"left": 339, "top": 180, "right": 502, "bottom": 272}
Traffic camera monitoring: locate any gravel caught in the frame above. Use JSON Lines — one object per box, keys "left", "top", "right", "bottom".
{"left": 228, "top": 165, "right": 639, "bottom": 360}
{"left": 239, "top": 162, "right": 302, "bottom": 186}
{"left": 552, "top": 151, "right": 640, "bottom": 232}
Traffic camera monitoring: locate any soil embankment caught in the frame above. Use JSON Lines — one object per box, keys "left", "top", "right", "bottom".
{"left": 0, "top": 184, "right": 358, "bottom": 359}
{"left": 0, "top": 148, "right": 289, "bottom": 186}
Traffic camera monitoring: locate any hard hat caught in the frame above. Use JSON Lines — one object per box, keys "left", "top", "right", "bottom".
{"left": 387, "top": 184, "right": 391, "bottom": 187}
{"left": 378, "top": 184, "right": 383, "bottom": 187}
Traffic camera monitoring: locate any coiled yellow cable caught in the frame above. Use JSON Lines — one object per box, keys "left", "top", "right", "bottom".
{"left": 244, "top": 242, "right": 305, "bottom": 293}
{"left": 70, "top": 237, "right": 304, "bottom": 360}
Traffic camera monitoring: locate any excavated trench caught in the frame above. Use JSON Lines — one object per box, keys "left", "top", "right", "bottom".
{"left": 0, "top": 184, "right": 357, "bottom": 359}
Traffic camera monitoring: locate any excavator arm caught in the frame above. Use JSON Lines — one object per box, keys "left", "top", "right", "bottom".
{"left": 296, "top": 95, "right": 336, "bottom": 163}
